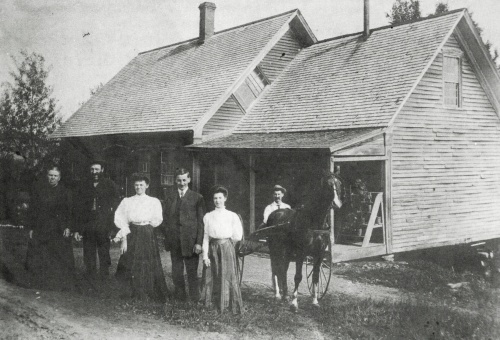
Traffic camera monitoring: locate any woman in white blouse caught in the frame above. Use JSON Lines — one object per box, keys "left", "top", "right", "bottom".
{"left": 201, "top": 186, "right": 244, "bottom": 314}
{"left": 113, "top": 173, "right": 168, "bottom": 303}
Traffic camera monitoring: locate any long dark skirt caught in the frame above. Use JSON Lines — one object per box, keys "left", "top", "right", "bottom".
{"left": 201, "top": 238, "right": 244, "bottom": 314}
{"left": 115, "top": 224, "right": 168, "bottom": 303}
{"left": 25, "top": 233, "right": 76, "bottom": 291}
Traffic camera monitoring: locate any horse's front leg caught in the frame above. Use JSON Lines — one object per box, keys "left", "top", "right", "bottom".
{"left": 311, "top": 257, "right": 322, "bottom": 308}
{"left": 312, "top": 282, "right": 319, "bottom": 307}
{"left": 272, "top": 273, "right": 281, "bottom": 301}
{"left": 279, "top": 254, "right": 291, "bottom": 302}
{"left": 268, "top": 238, "right": 282, "bottom": 301}
{"left": 290, "top": 257, "right": 304, "bottom": 312}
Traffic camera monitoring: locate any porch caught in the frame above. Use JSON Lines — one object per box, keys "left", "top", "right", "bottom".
{"left": 190, "top": 128, "right": 393, "bottom": 263}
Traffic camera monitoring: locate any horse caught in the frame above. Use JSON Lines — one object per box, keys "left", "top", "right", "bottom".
{"left": 250, "top": 172, "right": 342, "bottom": 311}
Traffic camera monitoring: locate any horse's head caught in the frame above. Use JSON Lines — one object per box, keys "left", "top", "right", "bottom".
{"left": 321, "top": 170, "right": 343, "bottom": 210}
{"left": 320, "top": 171, "right": 336, "bottom": 197}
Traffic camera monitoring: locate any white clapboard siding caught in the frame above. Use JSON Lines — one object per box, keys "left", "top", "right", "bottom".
{"left": 258, "top": 29, "right": 303, "bottom": 82}
{"left": 202, "top": 96, "right": 244, "bottom": 136}
{"left": 391, "top": 34, "right": 500, "bottom": 253}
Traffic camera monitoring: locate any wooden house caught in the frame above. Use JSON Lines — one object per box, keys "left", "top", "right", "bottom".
{"left": 53, "top": 3, "right": 500, "bottom": 262}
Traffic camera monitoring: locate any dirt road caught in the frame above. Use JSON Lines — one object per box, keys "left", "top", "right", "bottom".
{"left": 1, "top": 254, "right": 408, "bottom": 340}
{"left": 0, "top": 279, "right": 233, "bottom": 340}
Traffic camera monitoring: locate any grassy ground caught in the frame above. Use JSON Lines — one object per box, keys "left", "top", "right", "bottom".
{"left": 1, "top": 226, "right": 499, "bottom": 339}
{"left": 332, "top": 259, "right": 500, "bottom": 312}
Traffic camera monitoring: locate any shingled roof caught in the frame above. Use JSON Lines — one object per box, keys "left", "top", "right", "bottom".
{"left": 52, "top": 10, "right": 300, "bottom": 138}
{"left": 234, "top": 10, "right": 465, "bottom": 134}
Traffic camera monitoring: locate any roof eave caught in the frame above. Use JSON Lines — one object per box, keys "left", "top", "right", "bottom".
{"left": 50, "top": 129, "right": 194, "bottom": 140}
{"left": 328, "top": 128, "right": 386, "bottom": 153}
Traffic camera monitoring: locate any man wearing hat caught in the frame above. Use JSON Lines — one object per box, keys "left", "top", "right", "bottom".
{"left": 74, "top": 159, "right": 120, "bottom": 279}
{"left": 263, "top": 185, "right": 291, "bottom": 224}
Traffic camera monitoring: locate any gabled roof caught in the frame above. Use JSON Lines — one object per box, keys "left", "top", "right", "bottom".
{"left": 52, "top": 9, "right": 311, "bottom": 138}
{"left": 234, "top": 10, "right": 466, "bottom": 134}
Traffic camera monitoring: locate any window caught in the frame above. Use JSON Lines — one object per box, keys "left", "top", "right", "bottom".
{"left": 160, "top": 151, "right": 174, "bottom": 186}
{"left": 71, "top": 162, "right": 80, "bottom": 181}
{"left": 138, "top": 160, "right": 150, "bottom": 173}
{"left": 443, "top": 56, "right": 461, "bottom": 107}
{"left": 137, "top": 153, "right": 151, "bottom": 180}
{"left": 233, "top": 67, "right": 269, "bottom": 110}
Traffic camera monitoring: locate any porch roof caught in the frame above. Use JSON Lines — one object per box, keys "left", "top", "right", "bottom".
{"left": 189, "top": 128, "right": 383, "bottom": 151}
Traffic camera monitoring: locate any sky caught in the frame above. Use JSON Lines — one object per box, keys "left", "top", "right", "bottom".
{"left": 1, "top": 0, "right": 499, "bottom": 121}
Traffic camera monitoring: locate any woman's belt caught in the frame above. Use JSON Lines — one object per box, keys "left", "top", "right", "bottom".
{"left": 130, "top": 221, "right": 150, "bottom": 226}
{"left": 130, "top": 222, "right": 152, "bottom": 227}
{"left": 209, "top": 238, "right": 230, "bottom": 245}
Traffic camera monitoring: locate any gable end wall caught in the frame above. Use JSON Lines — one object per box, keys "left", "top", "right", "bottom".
{"left": 391, "top": 34, "right": 500, "bottom": 253}
{"left": 203, "top": 96, "right": 244, "bottom": 136}
{"left": 258, "top": 28, "right": 303, "bottom": 82}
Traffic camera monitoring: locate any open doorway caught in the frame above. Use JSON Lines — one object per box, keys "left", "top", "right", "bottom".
{"left": 334, "top": 161, "right": 385, "bottom": 246}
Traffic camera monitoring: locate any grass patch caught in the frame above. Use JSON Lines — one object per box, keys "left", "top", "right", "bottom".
{"left": 315, "top": 294, "right": 500, "bottom": 339}
{"left": 333, "top": 260, "right": 500, "bottom": 310}
{"left": 112, "top": 288, "right": 500, "bottom": 339}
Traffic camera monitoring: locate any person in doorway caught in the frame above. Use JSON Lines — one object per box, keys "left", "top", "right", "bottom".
{"left": 201, "top": 186, "right": 244, "bottom": 314}
{"left": 262, "top": 185, "right": 291, "bottom": 225}
{"left": 163, "top": 168, "right": 205, "bottom": 302}
{"left": 25, "top": 166, "right": 77, "bottom": 291}
{"left": 74, "top": 160, "right": 120, "bottom": 279}
{"left": 114, "top": 173, "right": 168, "bottom": 302}
{"left": 343, "top": 177, "right": 372, "bottom": 236}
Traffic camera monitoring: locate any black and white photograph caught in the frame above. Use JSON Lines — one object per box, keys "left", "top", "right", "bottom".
{"left": 1, "top": 0, "right": 500, "bottom": 338}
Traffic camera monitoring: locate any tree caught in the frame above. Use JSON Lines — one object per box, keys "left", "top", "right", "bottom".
{"left": 434, "top": 2, "right": 449, "bottom": 15}
{"left": 78, "top": 82, "right": 104, "bottom": 107}
{"left": 0, "top": 50, "right": 60, "bottom": 177}
{"left": 433, "top": 2, "right": 499, "bottom": 71}
{"left": 90, "top": 82, "right": 104, "bottom": 96}
{"left": 386, "top": 0, "right": 422, "bottom": 25}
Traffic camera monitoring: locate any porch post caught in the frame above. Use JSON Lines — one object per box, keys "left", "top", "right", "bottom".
{"left": 191, "top": 151, "right": 201, "bottom": 192}
{"left": 249, "top": 154, "right": 256, "bottom": 234}
{"left": 329, "top": 154, "right": 335, "bottom": 257}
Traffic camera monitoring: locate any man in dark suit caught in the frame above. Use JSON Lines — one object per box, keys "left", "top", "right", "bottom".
{"left": 74, "top": 160, "right": 120, "bottom": 279}
{"left": 164, "top": 168, "right": 205, "bottom": 301}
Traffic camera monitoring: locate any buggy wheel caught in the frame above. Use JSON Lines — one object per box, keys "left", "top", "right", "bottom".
{"left": 305, "top": 251, "right": 332, "bottom": 300}
{"left": 235, "top": 215, "right": 246, "bottom": 287}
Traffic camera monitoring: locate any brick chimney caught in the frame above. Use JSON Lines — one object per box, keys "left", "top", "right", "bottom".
{"left": 199, "top": 2, "right": 216, "bottom": 42}
{"left": 363, "top": 0, "right": 370, "bottom": 39}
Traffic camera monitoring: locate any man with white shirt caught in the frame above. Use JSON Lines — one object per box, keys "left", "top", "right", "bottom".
{"left": 262, "top": 185, "right": 291, "bottom": 225}
{"left": 163, "top": 168, "right": 205, "bottom": 302}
